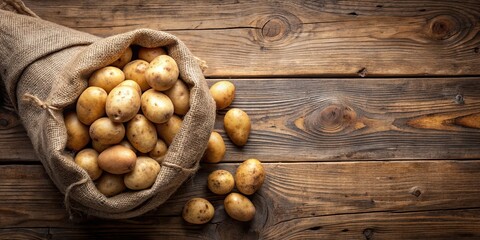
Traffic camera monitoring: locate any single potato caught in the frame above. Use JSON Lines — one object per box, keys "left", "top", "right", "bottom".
{"left": 164, "top": 79, "right": 190, "bottom": 115}
{"left": 182, "top": 198, "right": 215, "bottom": 224}
{"left": 106, "top": 85, "right": 141, "bottom": 122}
{"left": 64, "top": 111, "right": 90, "bottom": 151}
{"left": 208, "top": 170, "right": 234, "bottom": 195}
{"left": 124, "top": 156, "right": 161, "bottom": 190}
{"left": 209, "top": 80, "right": 235, "bottom": 110}
{"left": 224, "top": 108, "right": 251, "bottom": 146}
{"left": 141, "top": 89, "right": 174, "bottom": 124}
{"left": 123, "top": 60, "right": 151, "bottom": 92}
{"left": 224, "top": 193, "right": 256, "bottom": 222}
{"left": 92, "top": 139, "right": 112, "bottom": 153}
{"left": 148, "top": 139, "right": 168, "bottom": 163}
{"left": 89, "top": 117, "right": 125, "bottom": 145}
{"left": 145, "top": 55, "right": 179, "bottom": 91}
{"left": 117, "top": 80, "right": 142, "bottom": 95}
{"left": 74, "top": 148, "right": 102, "bottom": 180}
{"left": 76, "top": 86, "right": 107, "bottom": 125}
{"left": 96, "top": 173, "right": 126, "bottom": 197}
{"left": 127, "top": 114, "right": 157, "bottom": 153}
{"left": 138, "top": 47, "right": 167, "bottom": 62}
{"left": 98, "top": 145, "right": 137, "bottom": 174}
{"left": 155, "top": 115, "right": 182, "bottom": 145}
{"left": 88, "top": 66, "right": 125, "bottom": 93}
{"left": 203, "top": 131, "right": 226, "bottom": 163}
{"left": 110, "top": 47, "right": 133, "bottom": 68}
{"left": 235, "top": 159, "right": 265, "bottom": 195}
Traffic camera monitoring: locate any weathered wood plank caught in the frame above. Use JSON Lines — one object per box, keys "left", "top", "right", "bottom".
{"left": 2, "top": 78, "right": 480, "bottom": 162}
{"left": 1, "top": 161, "right": 480, "bottom": 239}
{"left": 21, "top": 0, "right": 480, "bottom": 77}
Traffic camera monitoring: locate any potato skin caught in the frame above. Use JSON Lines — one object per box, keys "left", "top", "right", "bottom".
{"left": 98, "top": 145, "right": 137, "bottom": 174}
{"left": 155, "top": 115, "right": 183, "bottom": 145}
{"left": 141, "top": 89, "right": 174, "bottom": 124}
{"left": 88, "top": 66, "right": 125, "bottom": 93}
{"left": 182, "top": 198, "right": 215, "bottom": 224}
{"left": 138, "top": 47, "right": 167, "bottom": 63}
{"left": 91, "top": 139, "right": 112, "bottom": 153}
{"left": 124, "top": 156, "right": 161, "bottom": 190}
{"left": 110, "top": 47, "right": 133, "bottom": 68}
{"left": 89, "top": 117, "right": 125, "bottom": 145}
{"left": 119, "top": 140, "right": 137, "bottom": 154}
{"left": 148, "top": 139, "right": 168, "bottom": 163}
{"left": 106, "top": 86, "right": 141, "bottom": 123}
{"left": 208, "top": 170, "right": 234, "bottom": 195}
{"left": 64, "top": 111, "right": 90, "bottom": 151}
{"left": 224, "top": 193, "right": 255, "bottom": 222}
{"left": 126, "top": 114, "right": 157, "bottom": 153}
{"left": 117, "top": 80, "right": 142, "bottom": 96}
{"left": 235, "top": 159, "right": 265, "bottom": 195}
{"left": 203, "top": 132, "right": 226, "bottom": 163}
{"left": 164, "top": 79, "right": 190, "bottom": 115}
{"left": 76, "top": 86, "right": 107, "bottom": 125}
{"left": 96, "top": 173, "right": 126, "bottom": 197}
{"left": 224, "top": 108, "right": 251, "bottom": 146}
{"left": 74, "top": 148, "right": 102, "bottom": 180}
{"left": 209, "top": 81, "right": 235, "bottom": 110}
{"left": 123, "top": 60, "right": 151, "bottom": 92}
{"left": 145, "top": 55, "right": 179, "bottom": 91}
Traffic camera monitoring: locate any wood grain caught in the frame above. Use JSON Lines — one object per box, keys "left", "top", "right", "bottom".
{"left": 1, "top": 161, "right": 480, "bottom": 239}
{"left": 2, "top": 78, "right": 480, "bottom": 162}
{"left": 21, "top": 0, "right": 480, "bottom": 77}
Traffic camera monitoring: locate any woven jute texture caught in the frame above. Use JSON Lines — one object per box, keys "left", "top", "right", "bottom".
{"left": 0, "top": 0, "right": 215, "bottom": 219}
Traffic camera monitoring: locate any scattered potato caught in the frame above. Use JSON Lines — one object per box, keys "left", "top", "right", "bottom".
{"left": 96, "top": 172, "right": 126, "bottom": 197}
{"left": 106, "top": 85, "right": 141, "bottom": 123}
{"left": 141, "top": 89, "right": 174, "bottom": 124}
{"left": 145, "top": 55, "right": 179, "bottom": 91}
{"left": 209, "top": 80, "right": 235, "bottom": 110}
{"left": 111, "top": 47, "right": 133, "bottom": 68}
{"left": 138, "top": 47, "right": 167, "bottom": 62}
{"left": 88, "top": 66, "right": 125, "bottom": 93}
{"left": 224, "top": 193, "right": 255, "bottom": 222}
{"left": 124, "top": 156, "right": 161, "bottom": 190}
{"left": 123, "top": 60, "right": 151, "bottom": 92}
{"left": 164, "top": 79, "right": 190, "bottom": 115}
{"left": 74, "top": 148, "right": 102, "bottom": 180}
{"left": 64, "top": 112, "right": 90, "bottom": 151}
{"left": 224, "top": 108, "right": 251, "bottom": 146}
{"left": 235, "top": 159, "right": 265, "bottom": 195}
{"left": 155, "top": 115, "right": 183, "bottom": 145}
{"left": 98, "top": 145, "right": 137, "bottom": 174}
{"left": 203, "top": 131, "right": 226, "bottom": 163}
{"left": 182, "top": 198, "right": 215, "bottom": 224}
{"left": 126, "top": 114, "right": 157, "bottom": 153}
{"left": 117, "top": 80, "right": 142, "bottom": 95}
{"left": 89, "top": 117, "right": 125, "bottom": 145}
{"left": 148, "top": 139, "right": 168, "bottom": 163}
{"left": 76, "top": 86, "right": 107, "bottom": 125}
{"left": 208, "top": 170, "right": 234, "bottom": 195}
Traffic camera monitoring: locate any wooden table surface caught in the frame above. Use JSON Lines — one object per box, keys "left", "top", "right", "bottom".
{"left": 1, "top": 0, "right": 480, "bottom": 239}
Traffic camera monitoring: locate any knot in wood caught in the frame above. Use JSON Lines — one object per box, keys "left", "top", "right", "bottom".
{"left": 306, "top": 105, "right": 356, "bottom": 134}
{"left": 252, "top": 12, "right": 302, "bottom": 46}
{"left": 427, "top": 15, "right": 459, "bottom": 40}
{"left": 261, "top": 18, "right": 287, "bottom": 41}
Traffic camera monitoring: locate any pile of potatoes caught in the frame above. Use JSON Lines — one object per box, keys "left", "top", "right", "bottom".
{"left": 65, "top": 46, "right": 194, "bottom": 196}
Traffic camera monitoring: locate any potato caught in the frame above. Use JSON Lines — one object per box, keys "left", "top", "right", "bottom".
{"left": 224, "top": 193, "right": 255, "bottom": 222}
{"left": 224, "top": 108, "right": 251, "bottom": 146}
{"left": 96, "top": 173, "right": 126, "bottom": 197}
{"left": 110, "top": 46, "right": 133, "bottom": 68}
{"left": 207, "top": 170, "right": 234, "bottom": 195}
{"left": 92, "top": 139, "right": 112, "bottom": 153}
{"left": 89, "top": 117, "right": 125, "bottom": 145}
{"left": 119, "top": 139, "right": 137, "bottom": 154}
{"left": 117, "top": 80, "right": 142, "bottom": 95}
{"left": 145, "top": 55, "right": 179, "bottom": 91}
{"left": 122, "top": 60, "right": 151, "bottom": 92}
{"left": 138, "top": 47, "right": 167, "bottom": 63}
{"left": 141, "top": 89, "right": 174, "bottom": 124}
{"left": 106, "top": 85, "right": 141, "bottom": 122}
{"left": 164, "top": 79, "right": 190, "bottom": 115}
{"left": 148, "top": 139, "right": 168, "bottom": 163}
{"left": 64, "top": 111, "right": 90, "bottom": 151}
{"left": 74, "top": 148, "right": 102, "bottom": 180}
{"left": 98, "top": 145, "right": 137, "bottom": 174}
{"left": 88, "top": 66, "right": 125, "bottom": 93}
{"left": 209, "top": 80, "right": 235, "bottom": 110}
{"left": 155, "top": 115, "right": 183, "bottom": 145}
{"left": 182, "top": 198, "right": 215, "bottom": 224}
{"left": 124, "top": 156, "right": 160, "bottom": 190}
{"left": 76, "top": 86, "right": 107, "bottom": 125}
{"left": 126, "top": 114, "right": 157, "bottom": 153}
{"left": 235, "top": 159, "right": 265, "bottom": 195}
{"left": 203, "top": 132, "right": 226, "bottom": 163}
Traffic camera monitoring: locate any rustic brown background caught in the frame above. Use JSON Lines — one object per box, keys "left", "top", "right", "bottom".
{"left": 1, "top": 0, "right": 480, "bottom": 239}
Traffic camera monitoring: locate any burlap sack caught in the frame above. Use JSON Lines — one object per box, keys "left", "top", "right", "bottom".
{"left": 0, "top": 0, "right": 215, "bottom": 219}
